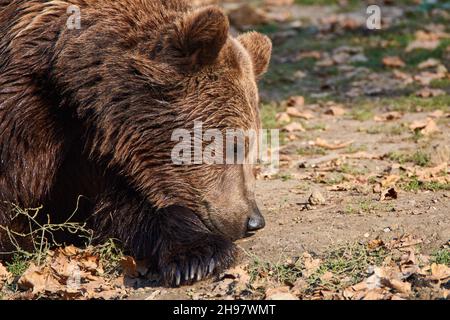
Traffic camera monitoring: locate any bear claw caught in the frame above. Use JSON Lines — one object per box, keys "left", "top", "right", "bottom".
{"left": 158, "top": 237, "right": 236, "bottom": 287}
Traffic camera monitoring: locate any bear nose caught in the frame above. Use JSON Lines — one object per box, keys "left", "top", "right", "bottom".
{"left": 247, "top": 207, "right": 265, "bottom": 232}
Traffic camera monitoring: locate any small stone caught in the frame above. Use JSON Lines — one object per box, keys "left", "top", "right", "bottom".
{"left": 308, "top": 189, "right": 326, "bottom": 206}
{"left": 383, "top": 227, "right": 391, "bottom": 233}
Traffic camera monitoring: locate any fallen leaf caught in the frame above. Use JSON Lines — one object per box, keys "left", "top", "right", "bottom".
{"left": 388, "top": 279, "right": 411, "bottom": 295}
{"left": 345, "top": 151, "right": 380, "bottom": 160}
{"left": 418, "top": 58, "right": 440, "bottom": 69}
{"left": 0, "top": 263, "right": 12, "bottom": 289}
{"left": 383, "top": 56, "right": 405, "bottom": 68}
{"left": 314, "top": 138, "right": 354, "bottom": 150}
{"left": 374, "top": 111, "right": 402, "bottom": 122}
{"left": 62, "top": 245, "right": 79, "bottom": 256}
{"left": 325, "top": 106, "right": 346, "bottom": 116}
{"left": 368, "top": 239, "right": 384, "bottom": 250}
{"left": 276, "top": 112, "right": 291, "bottom": 124}
{"left": 286, "top": 96, "right": 305, "bottom": 108}
{"left": 291, "top": 278, "right": 308, "bottom": 296}
{"left": 286, "top": 107, "right": 314, "bottom": 120}
{"left": 18, "top": 263, "right": 62, "bottom": 295}
{"left": 388, "top": 234, "right": 423, "bottom": 250}
{"left": 393, "top": 70, "right": 414, "bottom": 84}
{"left": 283, "top": 122, "right": 306, "bottom": 133}
{"left": 380, "top": 187, "right": 398, "bottom": 201}
{"left": 264, "top": 0, "right": 294, "bottom": 6}
{"left": 363, "top": 289, "right": 387, "bottom": 300}
{"left": 120, "top": 256, "right": 138, "bottom": 278}
{"left": 406, "top": 31, "right": 441, "bottom": 52}
{"left": 428, "top": 110, "right": 444, "bottom": 118}
{"left": 416, "top": 87, "right": 445, "bottom": 98}
{"left": 296, "top": 50, "right": 322, "bottom": 60}
{"left": 409, "top": 118, "right": 440, "bottom": 136}
{"left": 428, "top": 263, "right": 450, "bottom": 281}
{"left": 265, "top": 286, "right": 298, "bottom": 300}
{"left": 380, "top": 175, "right": 401, "bottom": 188}
{"left": 228, "top": 4, "right": 268, "bottom": 30}
{"left": 302, "top": 252, "right": 322, "bottom": 277}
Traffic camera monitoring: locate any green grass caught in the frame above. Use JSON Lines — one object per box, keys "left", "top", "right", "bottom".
{"left": 338, "top": 163, "right": 368, "bottom": 176}
{"left": 402, "top": 176, "right": 450, "bottom": 192}
{"left": 345, "top": 144, "right": 368, "bottom": 154}
{"left": 431, "top": 249, "right": 450, "bottom": 266}
{"left": 93, "top": 239, "right": 124, "bottom": 276}
{"left": 322, "top": 173, "right": 346, "bottom": 185}
{"left": 344, "top": 198, "right": 395, "bottom": 215}
{"left": 386, "top": 95, "right": 450, "bottom": 113}
{"left": 386, "top": 150, "right": 430, "bottom": 167}
{"left": 349, "top": 105, "right": 375, "bottom": 121}
{"left": 307, "top": 243, "right": 388, "bottom": 291}
{"left": 5, "top": 253, "right": 29, "bottom": 278}
{"left": 297, "top": 146, "right": 327, "bottom": 156}
{"left": 247, "top": 253, "right": 302, "bottom": 284}
{"left": 278, "top": 173, "right": 293, "bottom": 182}
{"left": 260, "top": 103, "right": 280, "bottom": 129}
{"left": 430, "top": 78, "right": 450, "bottom": 90}
{"left": 247, "top": 241, "right": 387, "bottom": 292}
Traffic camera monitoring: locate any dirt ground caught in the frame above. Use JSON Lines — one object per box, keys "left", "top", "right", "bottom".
{"left": 1, "top": 0, "right": 449, "bottom": 300}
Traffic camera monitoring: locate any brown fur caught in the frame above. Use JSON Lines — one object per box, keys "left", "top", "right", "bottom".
{"left": 0, "top": 0, "right": 271, "bottom": 286}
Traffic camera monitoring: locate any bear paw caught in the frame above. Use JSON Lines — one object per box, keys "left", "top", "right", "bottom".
{"left": 158, "top": 236, "right": 237, "bottom": 287}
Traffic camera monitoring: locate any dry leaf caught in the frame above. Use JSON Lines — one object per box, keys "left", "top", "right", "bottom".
{"left": 302, "top": 252, "right": 322, "bottom": 277}
{"left": 265, "top": 286, "right": 298, "bottom": 300}
{"left": 406, "top": 38, "right": 440, "bottom": 52}
{"left": 120, "top": 256, "right": 138, "bottom": 278}
{"left": 428, "top": 263, "right": 450, "bottom": 281}
{"left": 383, "top": 56, "right": 405, "bottom": 68}
{"left": 409, "top": 118, "right": 440, "bottom": 136}
{"left": 0, "top": 263, "right": 12, "bottom": 289}
{"left": 264, "top": 0, "right": 294, "bottom": 6}
{"left": 314, "top": 138, "right": 354, "bottom": 150}
{"left": 325, "top": 106, "right": 346, "bottom": 116}
{"left": 380, "top": 187, "right": 398, "bottom": 201}
{"left": 368, "top": 239, "right": 384, "bottom": 250}
{"left": 408, "top": 162, "right": 448, "bottom": 181}
{"left": 62, "top": 245, "right": 79, "bottom": 256}
{"left": 374, "top": 111, "right": 402, "bottom": 122}
{"left": 416, "top": 88, "right": 445, "bottom": 98}
{"left": 381, "top": 175, "right": 401, "bottom": 188}
{"left": 18, "top": 263, "right": 62, "bottom": 295}
{"left": 393, "top": 70, "right": 414, "bottom": 84}
{"left": 276, "top": 112, "right": 291, "bottom": 124}
{"left": 414, "top": 71, "right": 447, "bottom": 86}
{"left": 418, "top": 58, "right": 440, "bottom": 69}
{"left": 345, "top": 151, "right": 380, "bottom": 160}
{"left": 428, "top": 110, "right": 444, "bottom": 118}
{"left": 296, "top": 50, "right": 322, "bottom": 60}
{"left": 363, "top": 289, "right": 387, "bottom": 300}
{"left": 388, "top": 279, "right": 411, "bottom": 294}
{"left": 286, "top": 107, "right": 314, "bottom": 120}
{"left": 388, "top": 234, "right": 423, "bottom": 250}
{"left": 228, "top": 4, "right": 268, "bottom": 30}
{"left": 286, "top": 96, "right": 305, "bottom": 108}
{"left": 283, "top": 122, "right": 305, "bottom": 133}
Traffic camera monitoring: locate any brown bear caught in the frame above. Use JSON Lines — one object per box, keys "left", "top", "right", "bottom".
{"left": 0, "top": 0, "right": 271, "bottom": 286}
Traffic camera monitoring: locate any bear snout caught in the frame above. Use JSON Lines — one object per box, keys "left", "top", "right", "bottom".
{"left": 246, "top": 206, "right": 266, "bottom": 233}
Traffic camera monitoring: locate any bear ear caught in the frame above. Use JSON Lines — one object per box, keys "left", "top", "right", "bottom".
{"left": 161, "top": 6, "right": 229, "bottom": 71}
{"left": 238, "top": 32, "right": 272, "bottom": 79}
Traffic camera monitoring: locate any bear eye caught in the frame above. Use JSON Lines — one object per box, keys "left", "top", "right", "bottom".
{"left": 208, "top": 74, "right": 219, "bottom": 81}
